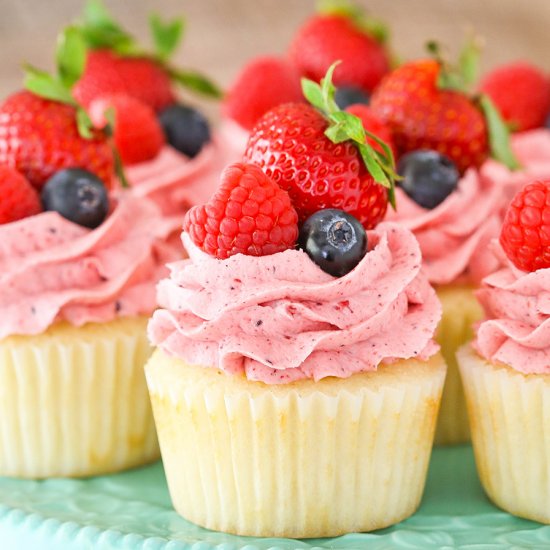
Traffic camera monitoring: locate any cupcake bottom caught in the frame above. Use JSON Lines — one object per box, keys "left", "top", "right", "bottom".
{"left": 434, "top": 284, "right": 483, "bottom": 445}
{"left": 146, "top": 349, "right": 446, "bottom": 537}
{"left": 0, "top": 317, "right": 159, "bottom": 478}
{"left": 459, "top": 345, "right": 550, "bottom": 524}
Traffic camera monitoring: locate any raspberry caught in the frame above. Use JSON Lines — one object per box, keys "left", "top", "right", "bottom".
{"left": 183, "top": 163, "right": 298, "bottom": 259}
{"left": 88, "top": 94, "right": 165, "bottom": 165}
{"left": 500, "top": 180, "right": 550, "bottom": 272}
{"left": 0, "top": 166, "right": 42, "bottom": 224}
{"left": 223, "top": 56, "right": 303, "bottom": 131}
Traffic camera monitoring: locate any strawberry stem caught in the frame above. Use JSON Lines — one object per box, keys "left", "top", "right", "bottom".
{"left": 302, "top": 61, "right": 398, "bottom": 209}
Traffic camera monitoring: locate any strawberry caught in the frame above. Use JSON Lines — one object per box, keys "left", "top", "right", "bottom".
{"left": 223, "top": 56, "right": 303, "bottom": 131}
{"left": 288, "top": 7, "right": 390, "bottom": 94}
{"left": 371, "top": 51, "right": 519, "bottom": 173}
{"left": 184, "top": 163, "right": 298, "bottom": 259}
{"left": 244, "top": 64, "right": 396, "bottom": 229}
{"left": 0, "top": 91, "right": 114, "bottom": 190}
{"left": 73, "top": 49, "right": 176, "bottom": 113}
{"left": 88, "top": 94, "right": 165, "bottom": 165}
{"left": 0, "top": 166, "right": 42, "bottom": 224}
{"left": 72, "top": 2, "right": 221, "bottom": 112}
{"left": 500, "top": 180, "right": 550, "bottom": 272}
{"left": 346, "top": 104, "right": 396, "bottom": 157}
{"left": 479, "top": 62, "right": 550, "bottom": 132}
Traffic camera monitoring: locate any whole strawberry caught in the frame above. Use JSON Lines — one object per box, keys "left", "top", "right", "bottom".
{"left": 223, "top": 56, "right": 303, "bottom": 131}
{"left": 500, "top": 180, "right": 550, "bottom": 272}
{"left": 371, "top": 45, "right": 519, "bottom": 174}
{"left": 289, "top": 6, "right": 389, "bottom": 94}
{"left": 0, "top": 91, "right": 114, "bottom": 190}
{"left": 0, "top": 166, "right": 42, "bottom": 224}
{"left": 244, "top": 64, "right": 396, "bottom": 229}
{"left": 184, "top": 163, "right": 298, "bottom": 259}
{"left": 479, "top": 62, "right": 550, "bottom": 132}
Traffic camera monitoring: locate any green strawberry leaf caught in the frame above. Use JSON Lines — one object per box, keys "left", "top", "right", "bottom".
{"left": 301, "top": 61, "right": 398, "bottom": 209}
{"left": 76, "top": 107, "right": 94, "bottom": 139}
{"left": 168, "top": 67, "right": 223, "bottom": 98}
{"left": 459, "top": 38, "right": 481, "bottom": 88}
{"left": 112, "top": 144, "right": 130, "bottom": 188}
{"left": 57, "top": 26, "right": 87, "bottom": 88}
{"left": 478, "top": 94, "right": 521, "bottom": 170}
{"left": 150, "top": 13, "right": 184, "bottom": 62}
{"left": 24, "top": 65, "right": 76, "bottom": 106}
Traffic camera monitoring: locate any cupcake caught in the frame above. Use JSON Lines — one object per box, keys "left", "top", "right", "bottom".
{"left": 146, "top": 66, "right": 447, "bottom": 535}
{"left": 370, "top": 50, "right": 523, "bottom": 444}
{"left": 0, "top": 83, "right": 180, "bottom": 478}
{"left": 458, "top": 179, "right": 550, "bottom": 523}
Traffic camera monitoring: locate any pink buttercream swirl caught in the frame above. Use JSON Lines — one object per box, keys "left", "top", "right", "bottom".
{"left": 386, "top": 168, "right": 502, "bottom": 285}
{"left": 0, "top": 194, "right": 179, "bottom": 339}
{"left": 149, "top": 222, "right": 441, "bottom": 384}
{"left": 475, "top": 244, "right": 550, "bottom": 374}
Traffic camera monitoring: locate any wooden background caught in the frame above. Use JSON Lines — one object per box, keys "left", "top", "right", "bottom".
{"left": 1, "top": 0, "right": 549, "bottom": 115}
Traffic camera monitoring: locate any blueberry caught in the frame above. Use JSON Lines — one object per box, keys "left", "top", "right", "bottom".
{"left": 158, "top": 104, "right": 211, "bottom": 158}
{"left": 397, "top": 150, "right": 459, "bottom": 209}
{"left": 334, "top": 86, "right": 370, "bottom": 109}
{"left": 41, "top": 169, "right": 109, "bottom": 229}
{"left": 298, "top": 209, "right": 367, "bottom": 277}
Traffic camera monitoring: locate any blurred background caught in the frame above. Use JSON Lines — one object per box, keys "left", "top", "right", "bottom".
{"left": 1, "top": 0, "right": 549, "bottom": 115}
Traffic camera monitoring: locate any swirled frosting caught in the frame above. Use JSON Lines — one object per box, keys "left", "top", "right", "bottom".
{"left": 149, "top": 222, "right": 441, "bottom": 384}
{"left": 0, "top": 194, "right": 179, "bottom": 339}
{"left": 386, "top": 169, "right": 502, "bottom": 285}
{"left": 475, "top": 245, "right": 550, "bottom": 374}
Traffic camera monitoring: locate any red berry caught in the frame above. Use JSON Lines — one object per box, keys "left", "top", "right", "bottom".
{"left": 371, "top": 59, "right": 488, "bottom": 173}
{"left": 289, "top": 15, "right": 389, "bottom": 94}
{"left": 73, "top": 49, "right": 176, "bottom": 113}
{"left": 346, "top": 104, "right": 396, "bottom": 157}
{"left": 223, "top": 56, "right": 303, "bottom": 131}
{"left": 89, "top": 94, "right": 165, "bottom": 165}
{"left": 0, "top": 91, "right": 114, "bottom": 190}
{"left": 0, "top": 166, "right": 42, "bottom": 224}
{"left": 479, "top": 62, "right": 550, "bottom": 132}
{"left": 244, "top": 102, "right": 388, "bottom": 229}
{"left": 500, "top": 180, "right": 550, "bottom": 272}
{"left": 183, "top": 163, "right": 298, "bottom": 259}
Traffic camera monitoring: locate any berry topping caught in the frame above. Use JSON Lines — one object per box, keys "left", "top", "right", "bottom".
{"left": 89, "top": 94, "right": 165, "bottom": 165}
{"left": 41, "top": 168, "right": 109, "bottom": 229}
{"left": 479, "top": 62, "right": 550, "bottom": 132}
{"left": 500, "top": 180, "right": 550, "bottom": 272}
{"left": 288, "top": 8, "right": 389, "bottom": 94}
{"left": 334, "top": 85, "right": 370, "bottom": 109}
{"left": 0, "top": 91, "right": 114, "bottom": 190}
{"left": 223, "top": 56, "right": 303, "bottom": 131}
{"left": 298, "top": 209, "right": 367, "bottom": 277}
{"left": 0, "top": 166, "right": 42, "bottom": 224}
{"left": 244, "top": 64, "right": 397, "bottom": 229}
{"left": 184, "top": 163, "right": 298, "bottom": 259}
{"left": 397, "top": 150, "right": 459, "bottom": 209}
{"left": 158, "top": 104, "right": 211, "bottom": 158}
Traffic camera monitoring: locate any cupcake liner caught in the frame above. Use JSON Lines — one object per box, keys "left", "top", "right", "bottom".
{"left": 434, "top": 284, "right": 483, "bottom": 445}
{"left": 0, "top": 317, "right": 159, "bottom": 478}
{"left": 458, "top": 345, "right": 550, "bottom": 523}
{"left": 146, "top": 349, "right": 446, "bottom": 538}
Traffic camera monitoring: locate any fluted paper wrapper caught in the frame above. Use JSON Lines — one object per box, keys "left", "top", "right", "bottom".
{"left": 434, "top": 285, "right": 483, "bottom": 445}
{"left": 0, "top": 317, "right": 159, "bottom": 478}
{"left": 459, "top": 345, "right": 550, "bottom": 523}
{"left": 146, "top": 349, "right": 446, "bottom": 538}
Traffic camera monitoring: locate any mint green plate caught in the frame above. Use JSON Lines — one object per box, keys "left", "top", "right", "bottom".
{"left": 1, "top": 446, "right": 549, "bottom": 549}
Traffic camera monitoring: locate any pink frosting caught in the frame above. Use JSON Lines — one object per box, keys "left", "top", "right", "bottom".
{"left": 149, "top": 223, "right": 441, "bottom": 384}
{"left": 475, "top": 245, "right": 550, "bottom": 374}
{"left": 386, "top": 169, "right": 502, "bottom": 285}
{"left": 0, "top": 194, "right": 180, "bottom": 339}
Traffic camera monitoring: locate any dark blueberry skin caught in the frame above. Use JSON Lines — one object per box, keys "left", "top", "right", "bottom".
{"left": 158, "top": 104, "right": 211, "bottom": 158}
{"left": 298, "top": 209, "right": 367, "bottom": 277}
{"left": 334, "top": 86, "right": 370, "bottom": 110}
{"left": 397, "top": 150, "right": 460, "bottom": 209}
{"left": 41, "top": 169, "right": 109, "bottom": 229}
